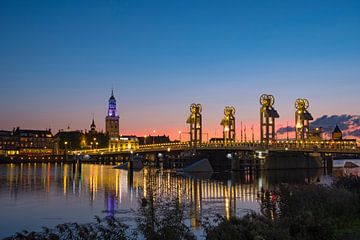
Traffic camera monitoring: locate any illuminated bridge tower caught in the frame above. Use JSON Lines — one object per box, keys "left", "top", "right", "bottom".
{"left": 105, "top": 89, "right": 120, "bottom": 139}
{"left": 260, "top": 94, "right": 279, "bottom": 144}
{"left": 295, "top": 98, "right": 313, "bottom": 140}
{"left": 187, "top": 103, "right": 202, "bottom": 147}
{"left": 221, "top": 106, "right": 236, "bottom": 144}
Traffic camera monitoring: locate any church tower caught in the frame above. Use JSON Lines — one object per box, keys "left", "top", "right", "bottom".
{"left": 90, "top": 118, "right": 97, "bottom": 135}
{"left": 105, "top": 89, "right": 120, "bottom": 139}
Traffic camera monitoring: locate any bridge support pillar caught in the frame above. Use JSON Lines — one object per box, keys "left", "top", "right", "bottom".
{"left": 321, "top": 154, "right": 333, "bottom": 175}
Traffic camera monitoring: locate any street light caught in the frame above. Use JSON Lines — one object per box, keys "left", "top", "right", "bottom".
{"left": 64, "top": 141, "right": 68, "bottom": 160}
{"left": 178, "top": 130, "right": 182, "bottom": 142}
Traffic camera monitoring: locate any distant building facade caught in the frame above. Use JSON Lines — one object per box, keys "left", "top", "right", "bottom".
{"left": 109, "top": 135, "right": 139, "bottom": 151}
{"left": 0, "top": 128, "right": 54, "bottom": 156}
{"left": 137, "top": 135, "right": 171, "bottom": 145}
{"left": 308, "top": 127, "right": 324, "bottom": 142}
{"left": 54, "top": 119, "right": 108, "bottom": 153}
{"left": 0, "top": 130, "right": 18, "bottom": 156}
{"left": 85, "top": 118, "right": 108, "bottom": 149}
{"left": 55, "top": 130, "right": 84, "bottom": 151}
{"left": 332, "top": 125, "right": 342, "bottom": 141}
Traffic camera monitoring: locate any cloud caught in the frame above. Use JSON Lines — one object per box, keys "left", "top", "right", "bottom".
{"left": 276, "top": 114, "right": 360, "bottom": 138}
{"left": 277, "top": 126, "right": 295, "bottom": 135}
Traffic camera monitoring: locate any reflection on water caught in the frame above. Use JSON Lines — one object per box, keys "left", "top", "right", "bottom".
{"left": 0, "top": 163, "right": 328, "bottom": 237}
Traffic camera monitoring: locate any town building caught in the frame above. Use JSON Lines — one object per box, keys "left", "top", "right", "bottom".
{"left": 308, "top": 127, "right": 324, "bottom": 142}
{"left": 0, "top": 128, "right": 55, "bottom": 156}
{"left": 137, "top": 135, "right": 171, "bottom": 145}
{"left": 0, "top": 130, "right": 18, "bottom": 156}
{"left": 55, "top": 129, "right": 84, "bottom": 151}
{"left": 105, "top": 90, "right": 139, "bottom": 151}
{"left": 330, "top": 125, "right": 357, "bottom": 148}
{"left": 332, "top": 125, "right": 342, "bottom": 141}
{"left": 85, "top": 118, "right": 108, "bottom": 149}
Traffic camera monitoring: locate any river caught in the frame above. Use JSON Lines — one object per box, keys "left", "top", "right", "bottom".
{"left": 0, "top": 163, "right": 358, "bottom": 238}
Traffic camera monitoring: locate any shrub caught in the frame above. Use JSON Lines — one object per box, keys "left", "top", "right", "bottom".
{"left": 4, "top": 216, "right": 135, "bottom": 240}
{"left": 204, "top": 213, "right": 289, "bottom": 240}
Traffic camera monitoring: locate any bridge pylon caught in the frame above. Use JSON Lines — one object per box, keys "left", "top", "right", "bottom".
{"left": 221, "top": 106, "right": 236, "bottom": 144}
{"left": 295, "top": 98, "right": 313, "bottom": 140}
{"left": 260, "top": 94, "right": 279, "bottom": 145}
{"left": 187, "top": 103, "right": 202, "bottom": 147}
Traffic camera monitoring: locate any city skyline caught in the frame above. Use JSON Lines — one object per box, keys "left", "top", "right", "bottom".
{"left": 1, "top": 0, "right": 360, "bottom": 140}
{"left": 1, "top": 89, "right": 359, "bottom": 141}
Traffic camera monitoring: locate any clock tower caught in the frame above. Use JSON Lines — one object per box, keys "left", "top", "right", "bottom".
{"left": 105, "top": 89, "right": 120, "bottom": 139}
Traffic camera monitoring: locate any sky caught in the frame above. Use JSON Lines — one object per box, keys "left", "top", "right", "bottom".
{"left": 0, "top": 0, "right": 359, "bottom": 140}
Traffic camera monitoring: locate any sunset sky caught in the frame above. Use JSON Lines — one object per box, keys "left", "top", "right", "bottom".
{"left": 0, "top": 0, "right": 359, "bottom": 140}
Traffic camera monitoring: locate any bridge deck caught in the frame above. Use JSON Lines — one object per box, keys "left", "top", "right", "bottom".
{"left": 73, "top": 140, "right": 360, "bottom": 156}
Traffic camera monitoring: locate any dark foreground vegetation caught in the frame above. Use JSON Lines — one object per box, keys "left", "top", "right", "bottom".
{"left": 4, "top": 175, "right": 360, "bottom": 240}
{"left": 206, "top": 175, "right": 360, "bottom": 240}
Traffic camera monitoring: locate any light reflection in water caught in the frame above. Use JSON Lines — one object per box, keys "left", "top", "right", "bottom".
{"left": 0, "top": 163, "right": 330, "bottom": 238}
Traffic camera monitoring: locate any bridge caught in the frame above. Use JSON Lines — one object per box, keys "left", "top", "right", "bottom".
{"left": 74, "top": 140, "right": 360, "bottom": 156}
{"left": 71, "top": 94, "right": 360, "bottom": 170}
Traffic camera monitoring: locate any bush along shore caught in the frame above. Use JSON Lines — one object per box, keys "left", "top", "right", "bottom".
{"left": 4, "top": 175, "right": 360, "bottom": 240}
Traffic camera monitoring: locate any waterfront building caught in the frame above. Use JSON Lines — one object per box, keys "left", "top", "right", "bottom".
{"left": 0, "top": 130, "right": 18, "bottom": 156}
{"left": 0, "top": 128, "right": 55, "bottom": 156}
{"left": 14, "top": 128, "right": 54, "bottom": 155}
{"left": 1, "top": 128, "right": 55, "bottom": 156}
{"left": 108, "top": 135, "right": 139, "bottom": 151}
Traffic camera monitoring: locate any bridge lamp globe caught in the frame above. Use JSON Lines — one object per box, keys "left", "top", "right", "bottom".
{"left": 226, "top": 153, "right": 233, "bottom": 159}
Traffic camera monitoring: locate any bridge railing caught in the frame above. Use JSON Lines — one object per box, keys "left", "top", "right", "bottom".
{"left": 71, "top": 139, "right": 359, "bottom": 155}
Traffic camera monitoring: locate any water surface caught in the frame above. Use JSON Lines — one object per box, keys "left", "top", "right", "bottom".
{"left": 0, "top": 163, "right": 350, "bottom": 238}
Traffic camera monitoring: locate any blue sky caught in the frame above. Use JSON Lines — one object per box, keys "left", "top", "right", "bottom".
{"left": 0, "top": 0, "right": 359, "bottom": 139}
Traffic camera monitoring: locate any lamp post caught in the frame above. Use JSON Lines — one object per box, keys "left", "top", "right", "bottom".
{"left": 64, "top": 141, "right": 68, "bottom": 161}
{"left": 93, "top": 138, "right": 97, "bottom": 149}
{"left": 178, "top": 130, "right": 182, "bottom": 142}
{"left": 152, "top": 130, "right": 156, "bottom": 144}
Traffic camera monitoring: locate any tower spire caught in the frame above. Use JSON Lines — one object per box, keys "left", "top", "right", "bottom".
{"left": 91, "top": 117, "right": 96, "bottom": 128}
